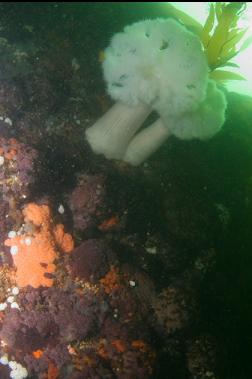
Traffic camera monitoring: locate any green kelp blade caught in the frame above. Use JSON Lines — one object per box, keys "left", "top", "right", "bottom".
{"left": 221, "top": 27, "right": 249, "bottom": 57}
{"left": 210, "top": 69, "right": 246, "bottom": 82}
{"left": 201, "top": 3, "right": 215, "bottom": 46}
{"left": 239, "top": 35, "right": 252, "bottom": 53}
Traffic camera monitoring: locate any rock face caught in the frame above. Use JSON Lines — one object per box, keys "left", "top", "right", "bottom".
{"left": 68, "top": 174, "right": 106, "bottom": 232}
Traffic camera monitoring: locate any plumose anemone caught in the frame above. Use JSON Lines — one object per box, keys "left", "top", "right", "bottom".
{"left": 86, "top": 18, "right": 227, "bottom": 166}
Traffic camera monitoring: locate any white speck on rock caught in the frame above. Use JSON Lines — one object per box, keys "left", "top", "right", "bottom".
{"left": 12, "top": 287, "right": 19, "bottom": 295}
{"left": 10, "top": 246, "right": 18, "bottom": 256}
{"left": 0, "top": 354, "right": 9, "bottom": 365}
{"left": 25, "top": 238, "right": 32, "bottom": 246}
{"left": 4, "top": 117, "right": 12, "bottom": 126}
{"left": 10, "top": 302, "right": 20, "bottom": 310}
{"left": 58, "top": 204, "right": 65, "bottom": 214}
{"left": 8, "top": 231, "right": 16, "bottom": 239}
{"left": 72, "top": 57, "right": 80, "bottom": 71}
{"left": 0, "top": 303, "right": 7, "bottom": 311}
{"left": 7, "top": 296, "right": 15, "bottom": 304}
{"left": 145, "top": 246, "right": 157, "bottom": 255}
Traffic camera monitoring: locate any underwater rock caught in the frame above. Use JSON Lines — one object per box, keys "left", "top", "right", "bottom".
{"left": 0, "top": 286, "right": 98, "bottom": 349}
{"left": 0, "top": 264, "right": 156, "bottom": 379}
{"left": 0, "top": 37, "right": 31, "bottom": 80}
{"left": 0, "top": 137, "right": 38, "bottom": 262}
{"left": 0, "top": 137, "right": 37, "bottom": 201}
{"left": 153, "top": 286, "right": 189, "bottom": 335}
{"left": 186, "top": 335, "right": 218, "bottom": 379}
{"left": 0, "top": 364, "right": 10, "bottom": 379}
{"left": 68, "top": 239, "right": 115, "bottom": 282}
{"left": 21, "top": 69, "right": 65, "bottom": 114}
{"left": 0, "top": 80, "right": 24, "bottom": 123}
{"left": 68, "top": 173, "right": 106, "bottom": 232}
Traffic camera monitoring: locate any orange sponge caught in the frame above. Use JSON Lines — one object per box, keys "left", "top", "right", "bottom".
{"left": 5, "top": 203, "right": 74, "bottom": 288}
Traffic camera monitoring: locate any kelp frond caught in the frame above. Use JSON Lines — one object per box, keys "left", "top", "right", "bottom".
{"left": 167, "top": 2, "right": 252, "bottom": 83}
{"left": 202, "top": 3, "right": 248, "bottom": 70}
{"left": 209, "top": 69, "right": 246, "bottom": 82}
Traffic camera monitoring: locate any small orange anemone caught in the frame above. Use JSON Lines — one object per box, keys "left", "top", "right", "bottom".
{"left": 32, "top": 349, "right": 44, "bottom": 359}
{"left": 100, "top": 266, "right": 120, "bottom": 294}
{"left": 111, "top": 339, "right": 127, "bottom": 353}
